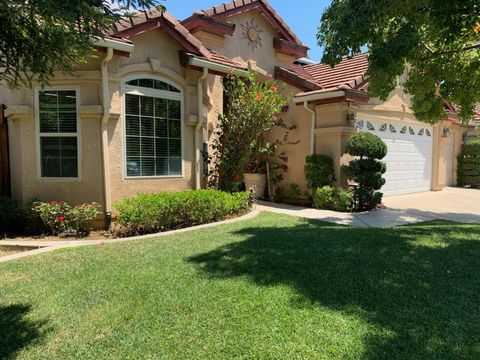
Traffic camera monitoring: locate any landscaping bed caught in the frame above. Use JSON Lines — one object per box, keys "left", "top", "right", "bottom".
{"left": 1, "top": 212, "right": 479, "bottom": 359}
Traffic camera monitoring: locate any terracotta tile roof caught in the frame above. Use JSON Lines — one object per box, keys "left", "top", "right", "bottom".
{"left": 302, "top": 53, "right": 369, "bottom": 90}
{"left": 276, "top": 53, "right": 369, "bottom": 92}
{"left": 208, "top": 49, "right": 247, "bottom": 69}
{"left": 198, "top": 0, "right": 304, "bottom": 46}
{"left": 111, "top": 10, "right": 212, "bottom": 59}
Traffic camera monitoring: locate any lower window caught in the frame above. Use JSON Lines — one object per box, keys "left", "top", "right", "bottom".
{"left": 40, "top": 137, "right": 78, "bottom": 178}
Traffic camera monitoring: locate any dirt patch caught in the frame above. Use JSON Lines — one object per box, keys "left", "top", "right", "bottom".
{"left": 0, "top": 246, "right": 35, "bottom": 257}
{"left": 2, "top": 230, "right": 111, "bottom": 242}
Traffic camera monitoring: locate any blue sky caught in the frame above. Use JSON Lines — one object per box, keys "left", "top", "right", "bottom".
{"left": 162, "top": 0, "right": 331, "bottom": 61}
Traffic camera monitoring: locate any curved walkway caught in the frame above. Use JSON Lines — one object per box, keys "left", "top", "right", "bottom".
{"left": 0, "top": 210, "right": 260, "bottom": 264}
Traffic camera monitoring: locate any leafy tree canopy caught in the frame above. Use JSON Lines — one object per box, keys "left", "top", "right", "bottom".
{"left": 318, "top": 0, "right": 480, "bottom": 124}
{"left": 0, "top": 0, "right": 163, "bottom": 87}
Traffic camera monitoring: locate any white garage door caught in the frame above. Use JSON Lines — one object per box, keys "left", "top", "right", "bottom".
{"left": 356, "top": 119, "right": 433, "bottom": 196}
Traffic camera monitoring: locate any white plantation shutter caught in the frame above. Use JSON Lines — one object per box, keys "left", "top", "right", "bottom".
{"left": 124, "top": 78, "right": 183, "bottom": 177}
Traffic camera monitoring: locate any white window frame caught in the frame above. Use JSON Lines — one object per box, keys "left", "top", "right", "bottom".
{"left": 35, "top": 86, "right": 82, "bottom": 181}
{"left": 121, "top": 75, "right": 185, "bottom": 180}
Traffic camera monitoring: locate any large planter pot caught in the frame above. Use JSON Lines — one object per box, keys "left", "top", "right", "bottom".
{"left": 244, "top": 173, "right": 267, "bottom": 199}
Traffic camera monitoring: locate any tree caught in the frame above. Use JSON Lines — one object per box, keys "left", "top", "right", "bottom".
{"left": 318, "top": 1, "right": 480, "bottom": 124}
{"left": 0, "top": 0, "right": 163, "bottom": 87}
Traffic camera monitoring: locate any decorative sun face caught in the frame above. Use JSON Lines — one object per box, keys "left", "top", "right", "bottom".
{"left": 241, "top": 18, "right": 264, "bottom": 50}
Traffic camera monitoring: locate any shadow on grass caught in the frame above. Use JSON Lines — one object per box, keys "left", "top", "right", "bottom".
{"left": 189, "top": 219, "right": 480, "bottom": 359}
{"left": 0, "top": 304, "right": 49, "bottom": 360}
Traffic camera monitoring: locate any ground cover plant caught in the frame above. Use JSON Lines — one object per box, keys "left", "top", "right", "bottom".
{"left": 1, "top": 212, "right": 479, "bottom": 359}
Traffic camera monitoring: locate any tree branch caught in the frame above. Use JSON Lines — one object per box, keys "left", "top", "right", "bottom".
{"left": 422, "top": 44, "right": 480, "bottom": 60}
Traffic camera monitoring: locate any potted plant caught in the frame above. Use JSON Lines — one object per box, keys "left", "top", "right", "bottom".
{"left": 244, "top": 161, "right": 267, "bottom": 199}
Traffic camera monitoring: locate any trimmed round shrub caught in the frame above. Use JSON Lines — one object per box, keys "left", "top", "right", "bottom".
{"left": 305, "top": 154, "right": 335, "bottom": 189}
{"left": 344, "top": 132, "right": 387, "bottom": 212}
{"left": 345, "top": 132, "right": 388, "bottom": 159}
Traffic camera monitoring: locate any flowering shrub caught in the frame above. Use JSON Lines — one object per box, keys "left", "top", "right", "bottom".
{"left": 208, "top": 72, "right": 297, "bottom": 193}
{"left": 32, "top": 201, "right": 71, "bottom": 235}
{"left": 69, "top": 203, "right": 101, "bottom": 236}
{"left": 32, "top": 201, "right": 100, "bottom": 236}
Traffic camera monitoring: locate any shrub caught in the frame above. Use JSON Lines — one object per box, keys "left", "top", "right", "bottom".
{"left": 304, "top": 155, "right": 335, "bottom": 189}
{"left": 32, "top": 201, "right": 100, "bottom": 236}
{"left": 458, "top": 139, "right": 480, "bottom": 188}
{"left": 0, "top": 197, "right": 23, "bottom": 235}
{"left": 313, "top": 186, "right": 351, "bottom": 212}
{"left": 288, "top": 183, "right": 301, "bottom": 205}
{"left": 113, "top": 190, "right": 252, "bottom": 235}
{"left": 344, "top": 132, "right": 387, "bottom": 212}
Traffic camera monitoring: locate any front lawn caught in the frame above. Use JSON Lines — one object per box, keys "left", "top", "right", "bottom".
{"left": 1, "top": 213, "right": 479, "bottom": 359}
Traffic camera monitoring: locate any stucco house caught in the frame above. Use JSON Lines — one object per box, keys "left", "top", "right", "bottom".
{"left": 0, "top": 0, "right": 470, "bottom": 225}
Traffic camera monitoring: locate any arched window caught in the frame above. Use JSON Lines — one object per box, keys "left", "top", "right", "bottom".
{"left": 389, "top": 124, "right": 397, "bottom": 133}
{"left": 355, "top": 120, "right": 364, "bottom": 130}
{"left": 400, "top": 126, "right": 407, "bottom": 134}
{"left": 409, "top": 127, "right": 415, "bottom": 135}
{"left": 123, "top": 77, "right": 183, "bottom": 178}
{"left": 418, "top": 128, "right": 425, "bottom": 136}
{"left": 367, "top": 121, "right": 375, "bottom": 131}
{"left": 379, "top": 123, "right": 387, "bottom": 132}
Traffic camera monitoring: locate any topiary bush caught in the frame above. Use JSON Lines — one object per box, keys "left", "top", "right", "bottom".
{"left": 113, "top": 190, "right": 252, "bottom": 236}
{"left": 313, "top": 186, "right": 351, "bottom": 212}
{"left": 304, "top": 154, "right": 335, "bottom": 189}
{"left": 458, "top": 139, "right": 480, "bottom": 188}
{"left": 344, "top": 132, "right": 387, "bottom": 212}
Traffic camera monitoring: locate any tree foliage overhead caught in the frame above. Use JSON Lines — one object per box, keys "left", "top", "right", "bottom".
{"left": 318, "top": 0, "right": 480, "bottom": 124}
{"left": 0, "top": 0, "right": 163, "bottom": 87}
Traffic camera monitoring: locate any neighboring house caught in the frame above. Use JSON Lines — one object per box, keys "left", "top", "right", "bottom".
{"left": 0, "top": 0, "right": 471, "bottom": 224}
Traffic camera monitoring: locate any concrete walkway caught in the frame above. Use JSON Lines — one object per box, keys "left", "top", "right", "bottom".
{"left": 257, "top": 188, "right": 480, "bottom": 227}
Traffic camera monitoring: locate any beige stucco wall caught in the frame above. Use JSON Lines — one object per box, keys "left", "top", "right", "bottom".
{"left": 4, "top": 27, "right": 206, "bottom": 214}
{"left": 219, "top": 11, "right": 296, "bottom": 74}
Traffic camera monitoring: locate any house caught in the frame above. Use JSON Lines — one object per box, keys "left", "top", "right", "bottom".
{"left": 0, "top": 0, "right": 470, "bottom": 225}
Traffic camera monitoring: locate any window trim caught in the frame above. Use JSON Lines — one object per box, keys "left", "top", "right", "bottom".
{"left": 120, "top": 74, "right": 185, "bottom": 180}
{"left": 35, "top": 86, "right": 82, "bottom": 181}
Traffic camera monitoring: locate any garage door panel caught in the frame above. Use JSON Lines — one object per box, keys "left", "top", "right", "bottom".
{"left": 356, "top": 119, "right": 433, "bottom": 196}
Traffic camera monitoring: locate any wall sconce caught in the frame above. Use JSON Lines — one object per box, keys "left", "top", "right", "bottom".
{"left": 346, "top": 113, "right": 357, "bottom": 127}
{"left": 443, "top": 128, "right": 451, "bottom": 138}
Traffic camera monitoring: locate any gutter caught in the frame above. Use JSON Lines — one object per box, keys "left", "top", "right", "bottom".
{"left": 189, "top": 57, "right": 249, "bottom": 77}
{"left": 101, "top": 48, "right": 114, "bottom": 229}
{"left": 195, "top": 67, "right": 209, "bottom": 190}
{"left": 98, "top": 39, "right": 134, "bottom": 229}
{"left": 303, "top": 101, "right": 316, "bottom": 155}
{"left": 294, "top": 90, "right": 346, "bottom": 104}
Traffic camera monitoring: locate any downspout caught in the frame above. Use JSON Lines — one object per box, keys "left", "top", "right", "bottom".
{"left": 304, "top": 101, "right": 316, "bottom": 155}
{"left": 195, "top": 67, "right": 208, "bottom": 190}
{"left": 101, "top": 47, "right": 114, "bottom": 229}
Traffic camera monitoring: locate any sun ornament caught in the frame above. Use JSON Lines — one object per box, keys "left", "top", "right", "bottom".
{"left": 241, "top": 18, "right": 264, "bottom": 50}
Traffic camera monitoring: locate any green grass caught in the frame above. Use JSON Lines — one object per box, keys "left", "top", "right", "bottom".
{"left": 1, "top": 212, "right": 479, "bottom": 359}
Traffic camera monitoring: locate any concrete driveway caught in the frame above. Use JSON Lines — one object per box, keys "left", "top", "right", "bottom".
{"left": 257, "top": 187, "right": 480, "bottom": 227}
{"left": 383, "top": 187, "right": 480, "bottom": 224}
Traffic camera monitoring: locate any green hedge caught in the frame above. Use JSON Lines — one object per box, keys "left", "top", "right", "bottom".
{"left": 458, "top": 139, "right": 480, "bottom": 188}
{"left": 304, "top": 154, "right": 335, "bottom": 189}
{"left": 313, "top": 186, "right": 351, "bottom": 212}
{"left": 113, "top": 190, "right": 252, "bottom": 235}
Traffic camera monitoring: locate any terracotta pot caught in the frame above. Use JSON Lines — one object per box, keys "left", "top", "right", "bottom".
{"left": 244, "top": 173, "right": 267, "bottom": 199}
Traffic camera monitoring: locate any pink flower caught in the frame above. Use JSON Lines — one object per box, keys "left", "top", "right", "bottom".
{"left": 270, "top": 85, "right": 278, "bottom": 92}
{"left": 227, "top": 67, "right": 234, "bottom": 74}
{"left": 255, "top": 92, "right": 264, "bottom": 101}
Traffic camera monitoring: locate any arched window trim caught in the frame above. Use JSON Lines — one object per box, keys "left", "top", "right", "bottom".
{"left": 121, "top": 74, "right": 185, "bottom": 180}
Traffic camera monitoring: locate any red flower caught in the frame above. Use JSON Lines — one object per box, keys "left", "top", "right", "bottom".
{"left": 270, "top": 85, "right": 278, "bottom": 92}
{"left": 56, "top": 215, "right": 65, "bottom": 222}
{"left": 227, "top": 67, "right": 234, "bottom": 74}
{"left": 255, "top": 91, "right": 264, "bottom": 101}
{"left": 247, "top": 165, "right": 255, "bottom": 173}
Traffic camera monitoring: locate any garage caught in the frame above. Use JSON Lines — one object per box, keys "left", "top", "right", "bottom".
{"left": 356, "top": 119, "right": 433, "bottom": 196}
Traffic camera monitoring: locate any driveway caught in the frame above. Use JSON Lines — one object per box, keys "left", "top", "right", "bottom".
{"left": 383, "top": 187, "right": 480, "bottom": 224}
{"left": 257, "top": 187, "right": 480, "bottom": 227}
